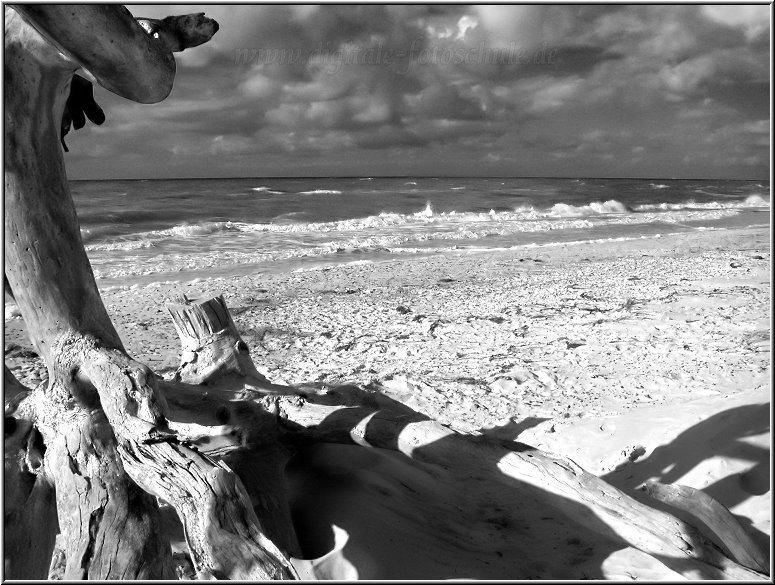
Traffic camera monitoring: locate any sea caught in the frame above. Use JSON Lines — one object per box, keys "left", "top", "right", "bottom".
{"left": 70, "top": 177, "right": 771, "bottom": 288}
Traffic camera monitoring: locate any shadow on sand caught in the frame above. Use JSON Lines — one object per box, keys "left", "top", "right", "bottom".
{"left": 281, "top": 385, "right": 766, "bottom": 579}
{"left": 601, "top": 402, "right": 770, "bottom": 562}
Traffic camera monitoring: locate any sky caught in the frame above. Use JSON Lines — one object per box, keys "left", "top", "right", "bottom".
{"left": 62, "top": 4, "right": 771, "bottom": 180}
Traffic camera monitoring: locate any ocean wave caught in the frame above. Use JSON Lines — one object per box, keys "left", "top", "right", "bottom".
{"left": 86, "top": 239, "right": 157, "bottom": 252}
{"left": 169, "top": 221, "right": 240, "bottom": 237}
{"left": 298, "top": 189, "right": 342, "bottom": 195}
{"left": 271, "top": 212, "right": 308, "bottom": 223}
{"left": 87, "top": 206, "right": 747, "bottom": 281}
{"left": 86, "top": 199, "right": 748, "bottom": 252}
{"left": 650, "top": 183, "right": 670, "bottom": 189}
{"left": 548, "top": 200, "right": 631, "bottom": 217}
{"left": 86, "top": 221, "right": 681, "bottom": 280}
{"left": 85, "top": 221, "right": 241, "bottom": 251}
{"left": 415, "top": 202, "right": 434, "bottom": 217}
{"left": 743, "top": 194, "right": 770, "bottom": 206}
{"left": 634, "top": 194, "right": 769, "bottom": 211}
{"left": 251, "top": 186, "right": 285, "bottom": 195}
{"left": 83, "top": 194, "right": 751, "bottom": 257}
{"left": 81, "top": 225, "right": 127, "bottom": 244}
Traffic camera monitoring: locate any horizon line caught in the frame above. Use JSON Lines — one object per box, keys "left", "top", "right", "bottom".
{"left": 69, "top": 175, "right": 771, "bottom": 182}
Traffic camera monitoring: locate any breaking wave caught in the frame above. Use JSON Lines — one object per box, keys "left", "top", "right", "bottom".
{"left": 251, "top": 186, "right": 285, "bottom": 195}
{"left": 548, "top": 200, "right": 631, "bottom": 217}
{"left": 634, "top": 193, "right": 769, "bottom": 211}
{"left": 298, "top": 189, "right": 342, "bottom": 195}
{"left": 85, "top": 221, "right": 240, "bottom": 251}
{"left": 83, "top": 195, "right": 753, "bottom": 255}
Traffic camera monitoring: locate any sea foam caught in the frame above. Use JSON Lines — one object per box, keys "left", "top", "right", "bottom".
{"left": 298, "top": 189, "right": 343, "bottom": 195}
{"left": 548, "top": 200, "right": 630, "bottom": 217}
{"left": 634, "top": 194, "right": 770, "bottom": 211}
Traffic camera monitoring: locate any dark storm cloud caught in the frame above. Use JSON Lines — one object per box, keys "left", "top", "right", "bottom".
{"left": 65, "top": 4, "right": 770, "bottom": 179}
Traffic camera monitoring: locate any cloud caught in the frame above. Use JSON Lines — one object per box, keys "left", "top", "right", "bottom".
{"left": 472, "top": 5, "right": 561, "bottom": 50}
{"left": 710, "top": 118, "right": 771, "bottom": 150}
{"left": 739, "top": 119, "right": 769, "bottom": 135}
{"left": 523, "top": 76, "right": 585, "bottom": 113}
{"left": 62, "top": 5, "right": 769, "bottom": 179}
{"left": 406, "top": 83, "right": 486, "bottom": 120}
{"left": 701, "top": 5, "right": 770, "bottom": 41}
{"left": 209, "top": 134, "right": 254, "bottom": 155}
{"left": 658, "top": 56, "right": 718, "bottom": 98}
{"left": 238, "top": 73, "right": 281, "bottom": 100}
{"left": 352, "top": 125, "right": 425, "bottom": 150}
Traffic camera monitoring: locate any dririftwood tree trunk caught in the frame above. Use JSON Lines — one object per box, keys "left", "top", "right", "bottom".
{"left": 4, "top": 6, "right": 294, "bottom": 580}
{"left": 3, "top": 370, "right": 58, "bottom": 580}
{"left": 4, "top": 8, "right": 173, "bottom": 578}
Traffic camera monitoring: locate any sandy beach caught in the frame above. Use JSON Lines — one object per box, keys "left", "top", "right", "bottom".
{"left": 5, "top": 225, "right": 770, "bottom": 578}
{"left": 3, "top": 3, "right": 771, "bottom": 580}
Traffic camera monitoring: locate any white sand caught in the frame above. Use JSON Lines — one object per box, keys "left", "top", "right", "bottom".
{"left": 4, "top": 226, "right": 770, "bottom": 578}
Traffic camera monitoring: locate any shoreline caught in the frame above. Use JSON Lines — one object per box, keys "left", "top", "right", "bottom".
{"left": 84, "top": 208, "right": 770, "bottom": 287}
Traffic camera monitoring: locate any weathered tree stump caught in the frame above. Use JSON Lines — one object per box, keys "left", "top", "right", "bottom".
{"left": 166, "top": 293, "right": 266, "bottom": 386}
{"left": 165, "top": 293, "right": 303, "bottom": 559}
